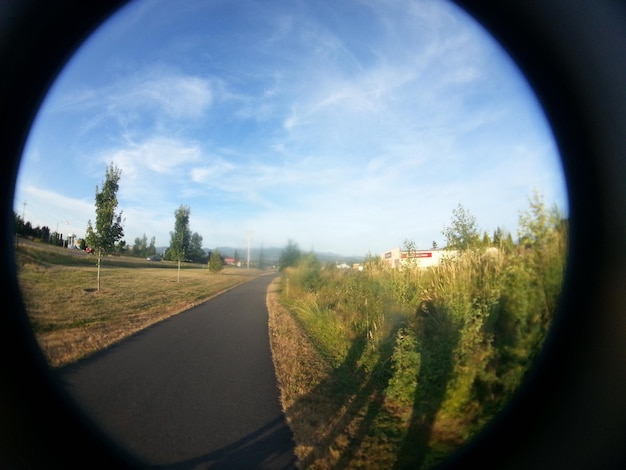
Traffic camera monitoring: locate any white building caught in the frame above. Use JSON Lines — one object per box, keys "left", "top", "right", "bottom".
{"left": 381, "top": 247, "right": 457, "bottom": 269}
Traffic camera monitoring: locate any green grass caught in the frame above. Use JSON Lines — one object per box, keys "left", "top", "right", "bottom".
{"left": 273, "top": 214, "right": 566, "bottom": 468}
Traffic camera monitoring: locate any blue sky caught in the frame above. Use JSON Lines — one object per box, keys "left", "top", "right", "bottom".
{"left": 14, "top": 0, "right": 568, "bottom": 257}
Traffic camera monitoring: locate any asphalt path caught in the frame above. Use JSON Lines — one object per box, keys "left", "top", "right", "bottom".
{"left": 55, "top": 274, "right": 297, "bottom": 469}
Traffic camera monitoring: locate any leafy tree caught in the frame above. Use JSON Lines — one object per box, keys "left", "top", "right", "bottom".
{"left": 14, "top": 213, "right": 52, "bottom": 244}
{"left": 279, "top": 239, "right": 301, "bottom": 271}
{"left": 41, "top": 226, "right": 51, "bottom": 243}
{"left": 147, "top": 236, "right": 157, "bottom": 257}
{"left": 168, "top": 204, "right": 191, "bottom": 281}
{"left": 115, "top": 239, "right": 126, "bottom": 255}
{"left": 482, "top": 231, "right": 492, "bottom": 247}
{"left": 208, "top": 249, "right": 223, "bottom": 272}
{"left": 402, "top": 238, "right": 419, "bottom": 269}
{"left": 492, "top": 227, "right": 504, "bottom": 246}
{"left": 504, "top": 232, "right": 515, "bottom": 254}
{"left": 517, "top": 190, "right": 562, "bottom": 248}
{"left": 85, "top": 163, "right": 124, "bottom": 291}
{"left": 442, "top": 203, "right": 480, "bottom": 251}
{"left": 188, "top": 232, "right": 206, "bottom": 263}
{"left": 133, "top": 234, "right": 148, "bottom": 257}
{"left": 14, "top": 212, "right": 24, "bottom": 236}
{"left": 493, "top": 227, "right": 515, "bottom": 253}
{"left": 132, "top": 234, "right": 157, "bottom": 258}
{"left": 50, "top": 232, "right": 63, "bottom": 247}
{"left": 517, "top": 191, "right": 567, "bottom": 315}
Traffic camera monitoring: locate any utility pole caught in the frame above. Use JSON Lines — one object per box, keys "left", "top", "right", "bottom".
{"left": 246, "top": 230, "right": 252, "bottom": 269}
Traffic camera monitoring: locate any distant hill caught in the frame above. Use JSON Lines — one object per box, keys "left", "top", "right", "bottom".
{"left": 156, "top": 246, "right": 364, "bottom": 266}
{"left": 213, "top": 246, "right": 364, "bottom": 266}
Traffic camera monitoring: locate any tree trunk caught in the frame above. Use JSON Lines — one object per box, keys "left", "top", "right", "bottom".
{"left": 177, "top": 258, "right": 181, "bottom": 282}
{"left": 97, "top": 251, "right": 101, "bottom": 291}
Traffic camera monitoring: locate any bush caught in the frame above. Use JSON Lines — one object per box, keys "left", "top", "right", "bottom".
{"left": 208, "top": 250, "right": 223, "bottom": 272}
{"left": 278, "top": 194, "right": 566, "bottom": 467}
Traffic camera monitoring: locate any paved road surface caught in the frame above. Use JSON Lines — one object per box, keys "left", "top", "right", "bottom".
{"left": 55, "top": 274, "right": 297, "bottom": 469}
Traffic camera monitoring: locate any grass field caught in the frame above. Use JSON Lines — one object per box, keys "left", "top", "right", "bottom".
{"left": 15, "top": 240, "right": 265, "bottom": 367}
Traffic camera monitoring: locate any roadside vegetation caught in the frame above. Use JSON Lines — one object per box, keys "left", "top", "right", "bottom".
{"left": 268, "top": 192, "right": 567, "bottom": 469}
{"left": 15, "top": 241, "right": 262, "bottom": 367}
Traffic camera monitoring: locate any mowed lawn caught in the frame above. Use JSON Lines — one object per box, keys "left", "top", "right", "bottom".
{"left": 15, "top": 241, "right": 266, "bottom": 367}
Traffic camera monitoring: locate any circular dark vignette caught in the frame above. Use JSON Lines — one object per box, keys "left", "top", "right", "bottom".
{"left": 1, "top": 1, "right": 625, "bottom": 469}
{"left": 0, "top": 1, "right": 140, "bottom": 468}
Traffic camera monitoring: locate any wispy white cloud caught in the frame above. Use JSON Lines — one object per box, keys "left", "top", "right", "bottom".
{"left": 128, "top": 74, "right": 212, "bottom": 119}
{"left": 14, "top": 0, "right": 568, "bottom": 256}
{"left": 100, "top": 136, "right": 203, "bottom": 180}
{"left": 190, "top": 159, "right": 237, "bottom": 184}
{"left": 18, "top": 185, "right": 94, "bottom": 235}
{"left": 52, "top": 69, "right": 215, "bottom": 134}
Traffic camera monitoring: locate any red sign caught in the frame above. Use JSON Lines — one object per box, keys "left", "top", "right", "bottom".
{"left": 401, "top": 251, "right": 432, "bottom": 258}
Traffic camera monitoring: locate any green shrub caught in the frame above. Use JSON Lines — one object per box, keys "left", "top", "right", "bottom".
{"left": 278, "top": 193, "right": 567, "bottom": 467}
{"left": 388, "top": 328, "right": 421, "bottom": 408}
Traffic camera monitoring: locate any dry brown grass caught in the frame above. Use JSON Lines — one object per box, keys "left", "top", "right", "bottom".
{"left": 16, "top": 242, "right": 264, "bottom": 367}
{"left": 267, "top": 278, "right": 333, "bottom": 467}
{"left": 266, "top": 278, "right": 404, "bottom": 470}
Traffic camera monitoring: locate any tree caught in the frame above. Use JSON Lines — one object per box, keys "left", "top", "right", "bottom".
{"left": 188, "top": 232, "right": 206, "bottom": 263}
{"left": 208, "top": 249, "right": 223, "bottom": 272}
{"left": 51, "top": 232, "right": 63, "bottom": 247}
{"left": 517, "top": 191, "right": 567, "bottom": 318}
{"left": 482, "top": 231, "right": 492, "bottom": 247}
{"left": 517, "top": 190, "right": 563, "bottom": 248}
{"left": 442, "top": 203, "right": 480, "bottom": 251}
{"left": 168, "top": 204, "right": 191, "bottom": 282}
{"left": 403, "top": 238, "right": 419, "bottom": 269}
{"left": 493, "top": 226, "right": 515, "bottom": 252}
{"left": 133, "top": 234, "right": 148, "bottom": 257}
{"left": 147, "top": 236, "right": 157, "bottom": 257}
{"left": 115, "top": 239, "right": 126, "bottom": 255}
{"left": 131, "top": 234, "right": 157, "bottom": 258}
{"left": 279, "top": 239, "right": 301, "bottom": 271}
{"left": 85, "top": 163, "right": 124, "bottom": 291}
{"left": 493, "top": 227, "right": 504, "bottom": 246}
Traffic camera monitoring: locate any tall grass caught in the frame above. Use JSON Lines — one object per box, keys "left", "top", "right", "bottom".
{"left": 276, "top": 197, "right": 567, "bottom": 468}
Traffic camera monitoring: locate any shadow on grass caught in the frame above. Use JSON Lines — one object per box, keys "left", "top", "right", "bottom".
{"left": 286, "top": 301, "right": 460, "bottom": 469}
{"left": 287, "top": 323, "right": 403, "bottom": 469}
{"left": 393, "top": 302, "right": 460, "bottom": 469}
{"left": 329, "top": 325, "right": 405, "bottom": 470}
